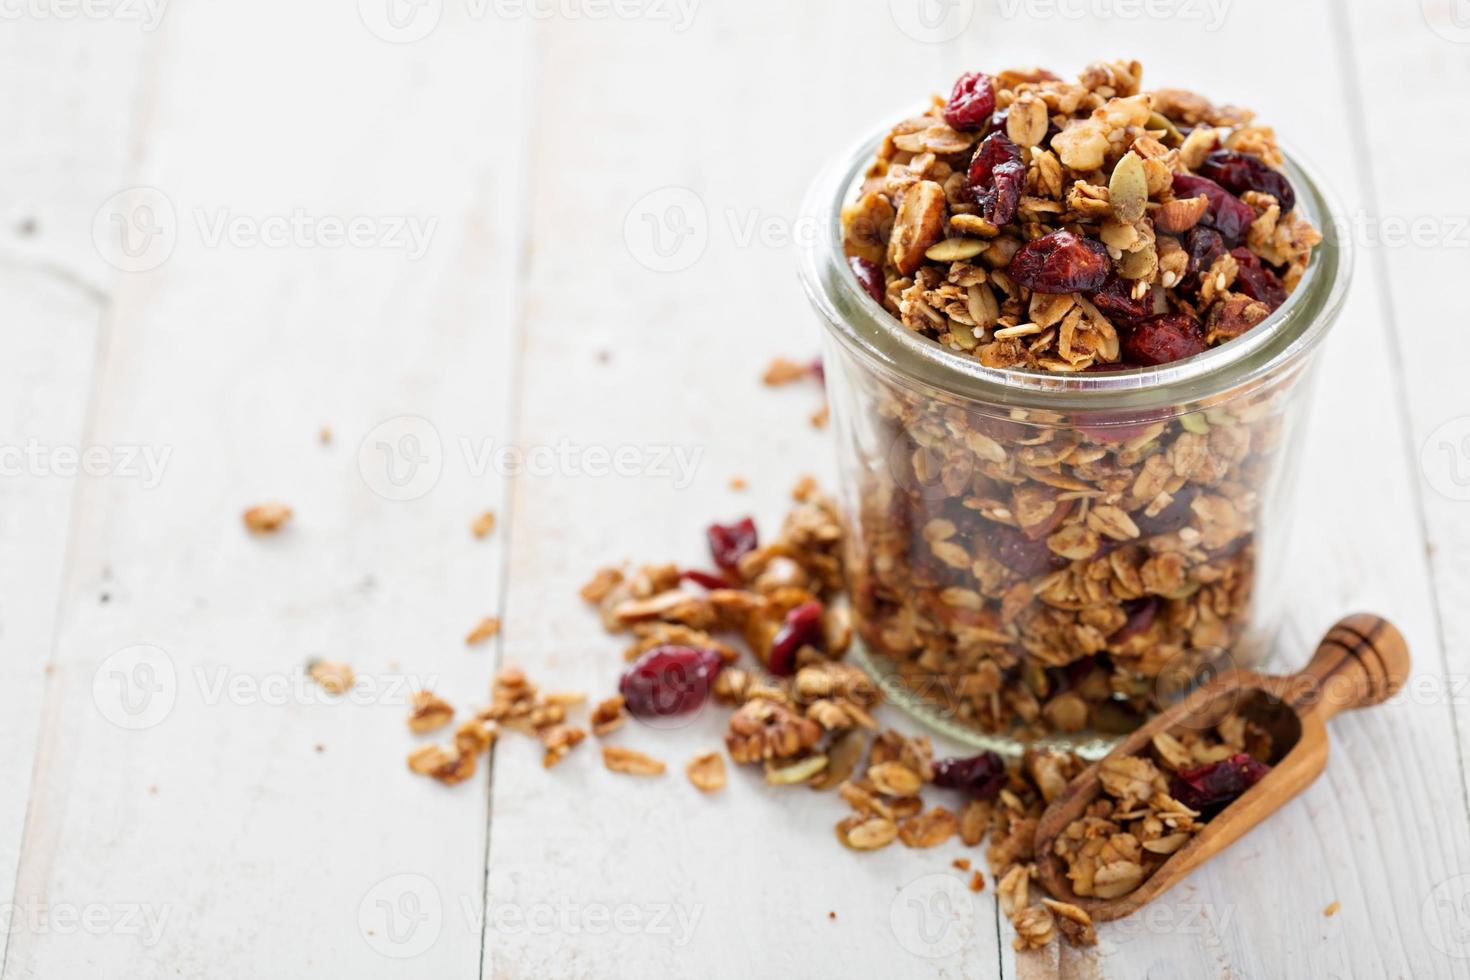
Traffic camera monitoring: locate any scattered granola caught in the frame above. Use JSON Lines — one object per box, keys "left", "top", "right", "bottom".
{"left": 472, "top": 510, "right": 497, "bottom": 539}
{"left": 1324, "top": 900, "right": 1340, "bottom": 918}
{"left": 305, "top": 659, "right": 355, "bottom": 695}
{"left": 762, "top": 356, "right": 822, "bottom": 386}
{"left": 476, "top": 665, "right": 589, "bottom": 769}
{"left": 465, "top": 616, "right": 502, "bottom": 646}
{"left": 243, "top": 501, "right": 292, "bottom": 534}
{"left": 590, "top": 694, "right": 628, "bottom": 737}
{"left": 602, "top": 745, "right": 667, "bottom": 777}
{"left": 729, "top": 476, "right": 749, "bottom": 491}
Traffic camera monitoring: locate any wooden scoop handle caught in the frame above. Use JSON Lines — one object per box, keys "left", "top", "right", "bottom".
{"left": 1278, "top": 614, "right": 1409, "bottom": 723}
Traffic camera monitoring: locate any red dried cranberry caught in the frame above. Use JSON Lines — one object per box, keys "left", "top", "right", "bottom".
{"left": 943, "top": 72, "right": 996, "bottom": 132}
{"left": 848, "top": 256, "right": 885, "bottom": 305}
{"left": 1133, "top": 486, "right": 1197, "bottom": 537}
{"left": 1198, "top": 150, "right": 1296, "bottom": 214}
{"left": 768, "top": 600, "right": 825, "bottom": 676}
{"left": 1006, "top": 230, "right": 1110, "bottom": 294}
{"left": 989, "top": 523, "right": 1069, "bottom": 578}
{"left": 1087, "top": 273, "right": 1153, "bottom": 324}
{"left": 1109, "top": 597, "right": 1158, "bottom": 645}
{"left": 1182, "top": 227, "right": 1226, "bottom": 293}
{"left": 1170, "top": 752, "right": 1271, "bottom": 816}
{"left": 808, "top": 357, "right": 826, "bottom": 382}
{"left": 681, "top": 569, "right": 733, "bottom": 590}
{"left": 1229, "top": 248, "right": 1287, "bottom": 310}
{"left": 933, "top": 752, "right": 1006, "bottom": 799}
{"left": 1122, "top": 312, "right": 1207, "bottom": 366}
{"left": 707, "top": 517, "right": 757, "bottom": 573}
{"left": 619, "top": 645, "right": 725, "bottom": 718}
{"left": 966, "top": 133, "right": 1025, "bottom": 226}
{"left": 1170, "top": 174, "right": 1256, "bottom": 244}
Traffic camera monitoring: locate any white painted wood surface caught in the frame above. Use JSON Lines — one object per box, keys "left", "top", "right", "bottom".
{"left": 3, "top": 1, "right": 1467, "bottom": 977}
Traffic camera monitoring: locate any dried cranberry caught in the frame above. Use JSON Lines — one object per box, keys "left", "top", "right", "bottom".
{"left": 1181, "top": 226, "right": 1226, "bottom": 294}
{"left": 1109, "top": 597, "right": 1158, "bottom": 645}
{"left": 1122, "top": 312, "right": 1207, "bottom": 366}
{"left": 1086, "top": 273, "right": 1153, "bottom": 324}
{"left": 933, "top": 752, "right": 1007, "bottom": 799}
{"left": 1170, "top": 174, "right": 1256, "bottom": 244}
{"left": 989, "top": 523, "right": 1069, "bottom": 578}
{"left": 943, "top": 71, "right": 996, "bottom": 132}
{"left": 1198, "top": 150, "right": 1296, "bottom": 214}
{"left": 808, "top": 357, "right": 826, "bottom": 382}
{"left": 848, "top": 256, "right": 885, "bottom": 305}
{"left": 768, "top": 600, "right": 825, "bottom": 676}
{"left": 1229, "top": 248, "right": 1287, "bottom": 310}
{"left": 1169, "top": 752, "right": 1271, "bottom": 816}
{"left": 619, "top": 645, "right": 725, "bottom": 718}
{"left": 682, "top": 569, "right": 733, "bottom": 590}
{"left": 966, "top": 133, "right": 1025, "bottom": 226}
{"left": 1006, "top": 230, "right": 1110, "bottom": 294}
{"left": 1133, "top": 486, "right": 1197, "bottom": 537}
{"left": 707, "top": 517, "right": 757, "bottom": 573}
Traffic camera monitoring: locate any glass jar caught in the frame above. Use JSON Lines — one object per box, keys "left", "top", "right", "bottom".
{"left": 798, "top": 123, "right": 1351, "bottom": 756}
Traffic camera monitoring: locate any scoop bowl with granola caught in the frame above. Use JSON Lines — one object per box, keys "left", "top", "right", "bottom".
{"left": 800, "top": 60, "right": 1350, "bottom": 749}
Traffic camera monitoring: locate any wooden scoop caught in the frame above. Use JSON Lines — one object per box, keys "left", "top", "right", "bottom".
{"left": 1033, "top": 613, "right": 1409, "bottom": 922}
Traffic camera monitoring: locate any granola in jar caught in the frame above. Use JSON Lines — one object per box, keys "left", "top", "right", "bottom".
{"left": 808, "top": 59, "right": 1342, "bottom": 742}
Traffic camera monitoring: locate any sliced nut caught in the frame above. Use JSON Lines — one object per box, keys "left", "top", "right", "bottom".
{"left": 408, "top": 691, "right": 454, "bottom": 733}
{"left": 686, "top": 751, "right": 727, "bottom": 792}
{"left": 765, "top": 754, "right": 829, "bottom": 785}
{"left": 602, "top": 745, "right": 666, "bottom": 777}
{"left": 243, "top": 502, "right": 292, "bottom": 533}
{"left": 867, "top": 762, "right": 924, "bottom": 798}
{"left": 1155, "top": 193, "right": 1210, "bottom": 233}
{"left": 306, "top": 659, "right": 355, "bottom": 695}
{"left": 888, "top": 180, "right": 948, "bottom": 276}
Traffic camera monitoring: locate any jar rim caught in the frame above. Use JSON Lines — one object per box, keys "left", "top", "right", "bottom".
{"left": 798, "top": 118, "right": 1353, "bottom": 413}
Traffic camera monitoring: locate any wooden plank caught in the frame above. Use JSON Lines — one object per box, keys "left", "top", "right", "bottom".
{"left": 2, "top": 4, "right": 536, "bottom": 978}
{"left": 481, "top": 6, "right": 1008, "bottom": 978}
{"left": 0, "top": 19, "right": 154, "bottom": 975}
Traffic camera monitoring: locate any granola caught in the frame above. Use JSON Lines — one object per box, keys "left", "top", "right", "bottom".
{"left": 243, "top": 501, "right": 292, "bottom": 533}
{"left": 831, "top": 61, "right": 1323, "bottom": 739}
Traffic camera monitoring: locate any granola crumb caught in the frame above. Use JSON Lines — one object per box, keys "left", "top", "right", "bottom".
{"left": 809, "top": 403, "right": 829, "bottom": 429}
{"left": 318, "top": 425, "right": 332, "bottom": 444}
{"left": 590, "top": 694, "right": 628, "bottom": 737}
{"left": 407, "top": 691, "right": 454, "bottom": 733}
{"left": 471, "top": 510, "right": 497, "bottom": 539}
{"left": 969, "top": 871, "right": 985, "bottom": 893}
{"left": 762, "top": 357, "right": 815, "bottom": 386}
{"left": 685, "top": 751, "right": 727, "bottom": 792}
{"left": 602, "top": 745, "right": 667, "bottom": 777}
{"left": 243, "top": 501, "right": 292, "bottom": 534}
{"left": 1324, "top": 900, "right": 1340, "bottom": 917}
{"left": 828, "top": 911, "right": 836, "bottom": 921}
{"left": 952, "top": 857, "right": 972, "bottom": 871}
{"left": 728, "top": 475, "right": 748, "bottom": 491}
{"left": 465, "top": 616, "right": 502, "bottom": 646}
{"left": 305, "top": 659, "right": 355, "bottom": 695}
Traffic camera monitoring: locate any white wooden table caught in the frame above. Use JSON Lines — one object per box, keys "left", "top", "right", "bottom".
{"left": 3, "top": 1, "right": 1468, "bottom": 976}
